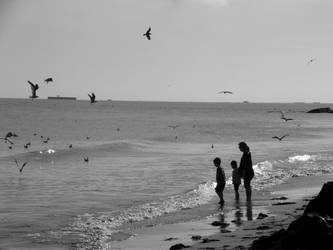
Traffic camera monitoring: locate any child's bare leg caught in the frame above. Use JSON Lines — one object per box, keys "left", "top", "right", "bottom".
{"left": 234, "top": 184, "right": 240, "bottom": 200}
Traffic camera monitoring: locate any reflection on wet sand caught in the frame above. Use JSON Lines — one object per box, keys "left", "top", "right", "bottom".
{"left": 229, "top": 200, "right": 254, "bottom": 229}
{"left": 214, "top": 200, "right": 254, "bottom": 232}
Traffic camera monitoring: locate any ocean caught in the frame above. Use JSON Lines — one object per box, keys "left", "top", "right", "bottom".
{"left": 1, "top": 99, "right": 333, "bottom": 249}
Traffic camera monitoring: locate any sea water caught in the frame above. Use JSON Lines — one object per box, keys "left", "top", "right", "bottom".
{"left": 0, "top": 99, "right": 333, "bottom": 249}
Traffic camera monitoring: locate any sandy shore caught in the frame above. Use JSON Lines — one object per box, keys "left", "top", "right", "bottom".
{"left": 111, "top": 173, "right": 333, "bottom": 250}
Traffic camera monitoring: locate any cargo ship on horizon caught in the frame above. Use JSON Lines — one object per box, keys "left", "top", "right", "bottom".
{"left": 48, "top": 96, "right": 76, "bottom": 100}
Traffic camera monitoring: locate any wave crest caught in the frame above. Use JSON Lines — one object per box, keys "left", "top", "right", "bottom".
{"left": 288, "top": 154, "right": 316, "bottom": 163}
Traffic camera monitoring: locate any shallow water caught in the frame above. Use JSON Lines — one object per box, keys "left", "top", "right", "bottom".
{"left": 1, "top": 99, "right": 333, "bottom": 249}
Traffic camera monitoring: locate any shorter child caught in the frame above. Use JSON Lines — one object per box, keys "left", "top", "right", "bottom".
{"left": 231, "top": 160, "right": 241, "bottom": 200}
{"left": 213, "top": 157, "right": 226, "bottom": 205}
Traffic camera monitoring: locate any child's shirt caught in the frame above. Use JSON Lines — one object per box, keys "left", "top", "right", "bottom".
{"left": 216, "top": 166, "right": 226, "bottom": 186}
{"left": 232, "top": 168, "right": 241, "bottom": 185}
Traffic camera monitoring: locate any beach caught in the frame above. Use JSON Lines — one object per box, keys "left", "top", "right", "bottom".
{"left": 112, "top": 173, "right": 333, "bottom": 250}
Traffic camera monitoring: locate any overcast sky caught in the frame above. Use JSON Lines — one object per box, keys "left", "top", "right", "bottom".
{"left": 1, "top": 0, "right": 333, "bottom": 102}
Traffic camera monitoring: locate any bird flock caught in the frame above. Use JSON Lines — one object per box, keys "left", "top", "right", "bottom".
{"left": 26, "top": 26, "right": 316, "bottom": 102}
{"left": 26, "top": 27, "right": 155, "bottom": 102}
{"left": 271, "top": 110, "right": 298, "bottom": 142}
{"left": 1, "top": 129, "right": 93, "bottom": 173}
{"left": 18, "top": 26, "right": 313, "bottom": 173}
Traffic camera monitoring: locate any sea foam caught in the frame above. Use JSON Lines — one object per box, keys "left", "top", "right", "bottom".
{"left": 288, "top": 154, "right": 316, "bottom": 163}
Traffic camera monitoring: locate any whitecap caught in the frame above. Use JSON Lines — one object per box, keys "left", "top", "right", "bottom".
{"left": 288, "top": 154, "right": 315, "bottom": 163}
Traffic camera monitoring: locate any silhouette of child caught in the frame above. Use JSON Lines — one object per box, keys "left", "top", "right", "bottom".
{"left": 213, "top": 157, "right": 226, "bottom": 205}
{"left": 231, "top": 160, "right": 241, "bottom": 200}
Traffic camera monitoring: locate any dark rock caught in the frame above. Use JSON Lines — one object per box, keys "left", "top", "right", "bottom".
{"left": 201, "top": 238, "right": 220, "bottom": 243}
{"left": 211, "top": 221, "right": 229, "bottom": 227}
{"left": 257, "top": 225, "right": 271, "bottom": 230}
{"left": 307, "top": 107, "right": 333, "bottom": 113}
{"left": 251, "top": 183, "right": 333, "bottom": 249}
{"left": 165, "top": 237, "right": 178, "bottom": 241}
{"left": 169, "top": 243, "right": 190, "bottom": 250}
{"left": 191, "top": 235, "right": 202, "bottom": 241}
{"left": 272, "top": 202, "right": 296, "bottom": 206}
{"left": 220, "top": 229, "right": 232, "bottom": 233}
{"left": 304, "top": 181, "right": 333, "bottom": 217}
{"left": 270, "top": 196, "right": 288, "bottom": 201}
{"left": 257, "top": 213, "right": 269, "bottom": 220}
{"left": 251, "top": 212, "right": 333, "bottom": 249}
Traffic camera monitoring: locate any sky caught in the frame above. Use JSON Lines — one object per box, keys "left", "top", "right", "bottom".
{"left": 1, "top": 0, "right": 333, "bottom": 102}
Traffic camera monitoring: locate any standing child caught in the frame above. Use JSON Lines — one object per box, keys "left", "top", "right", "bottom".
{"left": 213, "top": 157, "right": 226, "bottom": 205}
{"left": 231, "top": 160, "right": 241, "bottom": 200}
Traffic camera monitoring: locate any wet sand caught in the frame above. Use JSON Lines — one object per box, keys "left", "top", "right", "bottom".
{"left": 111, "top": 173, "right": 333, "bottom": 250}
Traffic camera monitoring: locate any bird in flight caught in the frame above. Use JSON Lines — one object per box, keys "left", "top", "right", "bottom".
{"left": 168, "top": 125, "right": 180, "bottom": 129}
{"left": 279, "top": 111, "right": 293, "bottom": 122}
{"left": 84, "top": 157, "right": 89, "bottom": 163}
{"left": 0, "top": 137, "right": 14, "bottom": 145}
{"left": 44, "top": 77, "right": 53, "bottom": 84}
{"left": 4, "top": 132, "right": 18, "bottom": 139}
{"left": 272, "top": 134, "right": 289, "bottom": 141}
{"left": 14, "top": 159, "right": 28, "bottom": 173}
{"left": 0, "top": 132, "right": 17, "bottom": 145}
{"left": 218, "top": 91, "right": 233, "bottom": 94}
{"left": 143, "top": 27, "right": 151, "bottom": 40}
{"left": 27, "top": 80, "right": 39, "bottom": 99}
{"left": 281, "top": 117, "right": 293, "bottom": 122}
{"left": 88, "top": 93, "right": 97, "bottom": 104}
{"left": 307, "top": 58, "right": 316, "bottom": 65}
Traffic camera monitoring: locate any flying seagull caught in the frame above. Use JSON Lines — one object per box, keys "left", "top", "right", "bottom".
{"left": 88, "top": 93, "right": 97, "bottom": 104}
{"left": 168, "top": 125, "right": 180, "bottom": 129}
{"left": 280, "top": 111, "right": 293, "bottom": 122}
{"left": 307, "top": 58, "right": 316, "bottom": 65}
{"left": 4, "top": 132, "right": 18, "bottom": 139}
{"left": 0, "top": 132, "right": 16, "bottom": 145}
{"left": 272, "top": 135, "right": 289, "bottom": 141}
{"left": 281, "top": 117, "right": 293, "bottom": 122}
{"left": 0, "top": 137, "right": 14, "bottom": 145}
{"left": 14, "top": 159, "right": 28, "bottom": 173}
{"left": 143, "top": 27, "right": 151, "bottom": 40}
{"left": 218, "top": 91, "right": 233, "bottom": 94}
{"left": 27, "top": 80, "right": 39, "bottom": 99}
{"left": 44, "top": 77, "right": 53, "bottom": 84}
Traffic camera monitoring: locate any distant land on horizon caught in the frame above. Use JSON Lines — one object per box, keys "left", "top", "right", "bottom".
{"left": 0, "top": 97, "right": 330, "bottom": 105}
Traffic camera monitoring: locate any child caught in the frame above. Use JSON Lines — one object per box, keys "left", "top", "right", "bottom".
{"left": 213, "top": 157, "right": 226, "bottom": 205}
{"left": 231, "top": 160, "right": 241, "bottom": 200}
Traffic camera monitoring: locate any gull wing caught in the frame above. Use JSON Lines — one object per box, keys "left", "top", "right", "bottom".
{"left": 20, "top": 162, "right": 28, "bottom": 172}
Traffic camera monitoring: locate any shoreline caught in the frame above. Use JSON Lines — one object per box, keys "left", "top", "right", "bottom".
{"left": 111, "top": 173, "right": 333, "bottom": 250}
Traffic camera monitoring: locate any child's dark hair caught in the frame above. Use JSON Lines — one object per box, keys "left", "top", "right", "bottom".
{"left": 231, "top": 160, "right": 237, "bottom": 168}
{"left": 213, "top": 157, "right": 221, "bottom": 166}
